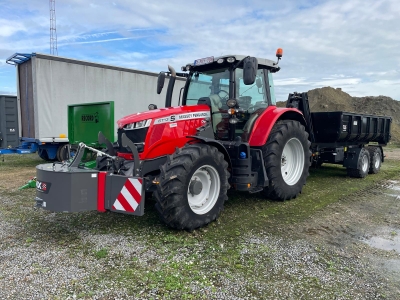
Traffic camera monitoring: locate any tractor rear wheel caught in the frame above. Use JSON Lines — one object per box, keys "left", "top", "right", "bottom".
{"left": 367, "top": 146, "right": 382, "bottom": 174}
{"left": 154, "top": 143, "right": 229, "bottom": 231}
{"left": 261, "top": 120, "right": 311, "bottom": 201}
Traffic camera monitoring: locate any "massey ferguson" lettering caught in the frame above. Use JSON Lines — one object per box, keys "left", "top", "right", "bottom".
{"left": 154, "top": 111, "right": 210, "bottom": 124}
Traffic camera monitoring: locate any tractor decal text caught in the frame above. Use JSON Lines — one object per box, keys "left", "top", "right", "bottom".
{"left": 112, "top": 178, "right": 143, "bottom": 212}
{"left": 154, "top": 111, "right": 210, "bottom": 124}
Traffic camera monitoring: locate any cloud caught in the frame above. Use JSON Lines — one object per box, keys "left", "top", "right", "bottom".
{"left": 0, "top": 0, "right": 399, "bottom": 101}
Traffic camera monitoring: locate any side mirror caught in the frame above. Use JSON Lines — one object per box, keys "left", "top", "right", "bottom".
{"left": 157, "top": 72, "right": 165, "bottom": 94}
{"left": 243, "top": 57, "right": 258, "bottom": 85}
{"left": 148, "top": 104, "right": 157, "bottom": 110}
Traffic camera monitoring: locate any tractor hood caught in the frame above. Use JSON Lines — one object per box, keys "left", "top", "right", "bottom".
{"left": 117, "top": 105, "right": 211, "bottom": 129}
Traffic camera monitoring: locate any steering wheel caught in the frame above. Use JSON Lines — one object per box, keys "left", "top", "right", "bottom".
{"left": 216, "top": 90, "right": 229, "bottom": 101}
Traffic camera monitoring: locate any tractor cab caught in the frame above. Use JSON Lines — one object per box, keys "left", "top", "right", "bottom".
{"left": 158, "top": 51, "right": 282, "bottom": 142}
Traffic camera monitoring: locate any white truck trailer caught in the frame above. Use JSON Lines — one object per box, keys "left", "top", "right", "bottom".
{"left": 3, "top": 53, "right": 185, "bottom": 160}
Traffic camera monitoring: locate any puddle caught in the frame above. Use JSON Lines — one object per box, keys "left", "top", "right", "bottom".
{"left": 381, "top": 259, "right": 400, "bottom": 274}
{"left": 383, "top": 193, "right": 400, "bottom": 199}
{"left": 388, "top": 185, "right": 400, "bottom": 191}
{"left": 363, "top": 229, "right": 400, "bottom": 253}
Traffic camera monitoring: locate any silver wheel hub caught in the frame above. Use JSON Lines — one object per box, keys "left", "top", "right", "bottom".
{"left": 374, "top": 152, "right": 381, "bottom": 169}
{"left": 281, "top": 138, "right": 305, "bottom": 186}
{"left": 187, "top": 165, "right": 220, "bottom": 215}
{"left": 362, "top": 154, "right": 369, "bottom": 172}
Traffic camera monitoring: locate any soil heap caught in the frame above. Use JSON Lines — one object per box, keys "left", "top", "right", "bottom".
{"left": 276, "top": 87, "right": 400, "bottom": 144}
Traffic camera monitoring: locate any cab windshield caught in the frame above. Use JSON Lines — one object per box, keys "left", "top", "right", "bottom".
{"left": 185, "top": 67, "right": 269, "bottom": 140}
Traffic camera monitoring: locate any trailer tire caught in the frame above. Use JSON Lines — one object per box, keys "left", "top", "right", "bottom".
{"left": 154, "top": 143, "right": 229, "bottom": 231}
{"left": 38, "top": 149, "right": 51, "bottom": 161}
{"left": 367, "top": 146, "right": 382, "bottom": 174}
{"left": 347, "top": 148, "right": 370, "bottom": 178}
{"left": 56, "top": 144, "right": 73, "bottom": 161}
{"left": 261, "top": 120, "right": 311, "bottom": 201}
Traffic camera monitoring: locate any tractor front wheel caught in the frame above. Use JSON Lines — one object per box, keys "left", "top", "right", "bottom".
{"left": 261, "top": 120, "right": 311, "bottom": 200}
{"left": 154, "top": 144, "right": 229, "bottom": 231}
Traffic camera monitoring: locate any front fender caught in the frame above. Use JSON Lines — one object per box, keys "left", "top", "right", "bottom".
{"left": 248, "top": 106, "right": 306, "bottom": 146}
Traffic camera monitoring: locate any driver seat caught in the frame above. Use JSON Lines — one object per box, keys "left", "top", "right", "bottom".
{"left": 197, "top": 95, "right": 222, "bottom": 132}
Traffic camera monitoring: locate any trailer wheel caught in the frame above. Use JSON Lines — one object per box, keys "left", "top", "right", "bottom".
{"left": 154, "top": 144, "right": 229, "bottom": 231}
{"left": 38, "top": 149, "right": 53, "bottom": 161}
{"left": 367, "top": 146, "right": 382, "bottom": 174}
{"left": 261, "top": 120, "right": 311, "bottom": 201}
{"left": 347, "top": 148, "right": 370, "bottom": 178}
{"left": 56, "top": 144, "right": 75, "bottom": 161}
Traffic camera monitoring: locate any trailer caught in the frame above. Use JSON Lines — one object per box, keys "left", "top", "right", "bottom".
{"left": 35, "top": 50, "right": 392, "bottom": 230}
{"left": 0, "top": 94, "right": 40, "bottom": 156}
{"left": 286, "top": 92, "right": 391, "bottom": 177}
{"left": 5, "top": 53, "right": 185, "bottom": 161}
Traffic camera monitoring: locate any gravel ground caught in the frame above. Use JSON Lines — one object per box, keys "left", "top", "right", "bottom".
{"left": 1, "top": 152, "right": 400, "bottom": 299}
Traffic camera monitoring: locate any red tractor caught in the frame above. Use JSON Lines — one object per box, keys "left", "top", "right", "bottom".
{"left": 35, "top": 49, "right": 313, "bottom": 230}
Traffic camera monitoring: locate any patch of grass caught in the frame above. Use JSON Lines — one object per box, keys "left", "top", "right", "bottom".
{"left": 2, "top": 154, "right": 400, "bottom": 298}
{"left": 94, "top": 248, "right": 108, "bottom": 259}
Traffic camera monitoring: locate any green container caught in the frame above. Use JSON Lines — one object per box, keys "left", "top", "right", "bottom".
{"left": 68, "top": 101, "right": 115, "bottom": 146}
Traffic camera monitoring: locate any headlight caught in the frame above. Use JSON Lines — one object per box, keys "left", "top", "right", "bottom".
{"left": 217, "top": 58, "right": 224, "bottom": 64}
{"left": 226, "top": 99, "right": 237, "bottom": 108}
{"left": 125, "top": 119, "right": 152, "bottom": 130}
{"left": 226, "top": 57, "right": 235, "bottom": 63}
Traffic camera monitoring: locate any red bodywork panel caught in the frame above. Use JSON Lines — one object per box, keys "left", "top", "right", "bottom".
{"left": 117, "top": 105, "right": 211, "bottom": 160}
{"left": 248, "top": 106, "right": 304, "bottom": 146}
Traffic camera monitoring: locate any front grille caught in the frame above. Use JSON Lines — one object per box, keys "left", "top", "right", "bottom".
{"left": 117, "top": 128, "right": 148, "bottom": 153}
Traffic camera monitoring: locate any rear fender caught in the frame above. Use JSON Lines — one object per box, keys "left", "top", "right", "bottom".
{"left": 188, "top": 136, "right": 232, "bottom": 169}
{"left": 248, "top": 107, "right": 306, "bottom": 146}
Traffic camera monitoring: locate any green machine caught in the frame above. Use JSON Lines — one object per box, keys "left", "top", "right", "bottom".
{"left": 68, "top": 101, "right": 115, "bottom": 145}
{"left": 68, "top": 101, "right": 115, "bottom": 166}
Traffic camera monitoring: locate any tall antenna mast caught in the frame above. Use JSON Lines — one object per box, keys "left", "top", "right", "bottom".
{"left": 49, "top": 0, "right": 58, "bottom": 55}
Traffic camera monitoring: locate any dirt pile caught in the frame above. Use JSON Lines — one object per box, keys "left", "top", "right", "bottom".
{"left": 276, "top": 87, "right": 400, "bottom": 144}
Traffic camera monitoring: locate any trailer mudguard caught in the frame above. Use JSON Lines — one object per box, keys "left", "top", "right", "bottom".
{"left": 343, "top": 147, "right": 363, "bottom": 169}
{"left": 105, "top": 174, "right": 145, "bottom": 216}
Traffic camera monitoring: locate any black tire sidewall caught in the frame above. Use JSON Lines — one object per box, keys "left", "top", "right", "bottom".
{"left": 263, "top": 120, "right": 311, "bottom": 201}
{"left": 155, "top": 144, "right": 229, "bottom": 230}
{"left": 358, "top": 149, "right": 370, "bottom": 177}
{"left": 264, "top": 121, "right": 311, "bottom": 200}
{"left": 369, "top": 147, "right": 381, "bottom": 174}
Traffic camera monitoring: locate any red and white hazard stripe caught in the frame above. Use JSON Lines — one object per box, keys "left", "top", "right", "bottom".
{"left": 112, "top": 178, "right": 143, "bottom": 212}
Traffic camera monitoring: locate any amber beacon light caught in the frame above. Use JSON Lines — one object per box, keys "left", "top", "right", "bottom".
{"left": 276, "top": 48, "right": 283, "bottom": 58}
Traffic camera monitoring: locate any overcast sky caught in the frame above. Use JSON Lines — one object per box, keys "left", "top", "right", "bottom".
{"left": 0, "top": 0, "right": 399, "bottom": 101}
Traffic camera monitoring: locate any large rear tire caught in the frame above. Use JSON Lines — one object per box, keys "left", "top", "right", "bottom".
{"left": 261, "top": 120, "right": 311, "bottom": 200}
{"left": 154, "top": 144, "right": 229, "bottom": 231}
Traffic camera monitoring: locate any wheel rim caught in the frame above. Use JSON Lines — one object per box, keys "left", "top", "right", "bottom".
{"left": 374, "top": 152, "right": 381, "bottom": 169}
{"left": 187, "top": 165, "right": 220, "bottom": 215}
{"left": 362, "top": 154, "right": 369, "bottom": 172}
{"left": 281, "top": 138, "right": 305, "bottom": 186}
